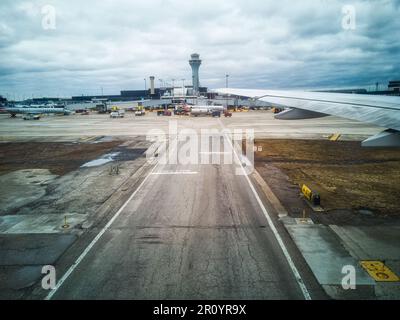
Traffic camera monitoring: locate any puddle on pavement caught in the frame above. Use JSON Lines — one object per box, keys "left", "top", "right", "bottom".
{"left": 80, "top": 152, "right": 120, "bottom": 168}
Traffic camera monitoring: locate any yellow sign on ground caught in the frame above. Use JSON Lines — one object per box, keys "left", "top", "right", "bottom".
{"left": 360, "top": 261, "right": 400, "bottom": 282}
{"left": 301, "top": 184, "right": 313, "bottom": 201}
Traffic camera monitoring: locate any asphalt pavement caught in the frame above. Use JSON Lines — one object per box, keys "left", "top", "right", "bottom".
{"left": 48, "top": 128, "right": 313, "bottom": 299}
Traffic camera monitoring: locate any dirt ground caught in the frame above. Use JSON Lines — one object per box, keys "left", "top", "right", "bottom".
{"left": 0, "top": 141, "right": 121, "bottom": 176}
{"left": 0, "top": 139, "right": 150, "bottom": 218}
{"left": 254, "top": 139, "right": 400, "bottom": 217}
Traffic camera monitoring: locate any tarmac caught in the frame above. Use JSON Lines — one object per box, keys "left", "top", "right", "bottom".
{"left": 0, "top": 111, "right": 398, "bottom": 300}
{"left": 0, "top": 111, "right": 381, "bottom": 140}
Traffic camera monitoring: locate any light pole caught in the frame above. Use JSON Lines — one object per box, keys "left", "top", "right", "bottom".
{"left": 145, "top": 78, "right": 149, "bottom": 100}
{"left": 192, "top": 75, "right": 195, "bottom": 96}
{"left": 225, "top": 74, "right": 229, "bottom": 108}
{"left": 159, "top": 79, "right": 163, "bottom": 98}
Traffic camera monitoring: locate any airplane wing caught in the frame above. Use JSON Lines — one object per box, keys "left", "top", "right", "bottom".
{"left": 214, "top": 88, "right": 400, "bottom": 147}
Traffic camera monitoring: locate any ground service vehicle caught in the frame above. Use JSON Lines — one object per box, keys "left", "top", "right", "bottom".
{"left": 191, "top": 108, "right": 209, "bottom": 117}
{"left": 272, "top": 107, "right": 284, "bottom": 114}
{"left": 224, "top": 111, "right": 232, "bottom": 117}
{"left": 135, "top": 105, "right": 145, "bottom": 116}
{"left": 109, "top": 106, "right": 125, "bottom": 118}
{"left": 23, "top": 114, "right": 40, "bottom": 120}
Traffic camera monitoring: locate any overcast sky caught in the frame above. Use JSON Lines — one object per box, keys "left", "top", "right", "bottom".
{"left": 0, "top": 0, "right": 399, "bottom": 99}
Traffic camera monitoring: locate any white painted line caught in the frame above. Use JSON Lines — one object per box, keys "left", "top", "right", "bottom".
{"left": 151, "top": 171, "right": 198, "bottom": 175}
{"left": 44, "top": 160, "right": 159, "bottom": 300}
{"left": 199, "top": 152, "right": 230, "bottom": 155}
{"left": 218, "top": 119, "right": 312, "bottom": 300}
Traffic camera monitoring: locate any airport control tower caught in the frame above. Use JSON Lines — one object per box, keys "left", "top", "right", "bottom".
{"left": 189, "top": 53, "right": 202, "bottom": 95}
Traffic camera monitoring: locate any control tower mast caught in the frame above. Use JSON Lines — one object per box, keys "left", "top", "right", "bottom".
{"left": 189, "top": 53, "right": 202, "bottom": 95}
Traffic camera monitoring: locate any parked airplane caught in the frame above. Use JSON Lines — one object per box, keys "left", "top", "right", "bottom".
{"left": 215, "top": 88, "right": 400, "bottom": 147}
{"left": 0, "top": 105, "right": 72, "bottom": 118}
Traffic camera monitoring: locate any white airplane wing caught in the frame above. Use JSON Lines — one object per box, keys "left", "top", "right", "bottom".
{"left": 215, "top": 88, "right": 400, "bottom": 147}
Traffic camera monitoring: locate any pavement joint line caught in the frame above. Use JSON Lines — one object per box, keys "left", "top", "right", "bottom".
{"left": 218, "top": 118, "right": 312, "bottom": 301}
{"left": 44, "top": 158, "right": 159, "bottom": 300}
{"left": 252, "top": 169, "right": 289, "bottom": 218}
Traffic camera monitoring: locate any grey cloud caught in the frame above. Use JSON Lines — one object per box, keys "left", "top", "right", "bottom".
{"left": 0, "top": 0, "right": 399, "bottom": 98}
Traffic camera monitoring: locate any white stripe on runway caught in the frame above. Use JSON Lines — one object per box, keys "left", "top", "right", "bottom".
{"left": 151, "top": 171, "right": 198, "bottom": 175}
{"left": 44, "top": 160, "right": 159, "bottom": 300}
{"left": 199, "top": 152, "right": 230, "bottom": 155}
{"left": 218, "top": 119, "right": 312, "bottom": 300}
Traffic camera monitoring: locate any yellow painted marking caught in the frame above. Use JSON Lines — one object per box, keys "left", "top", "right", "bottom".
{"left": 80, "top": 136, "right": 96, "bottom": 142}
{"left": 329, "top": 133, "right": 341, "bottom": 141}
{"left": 360, "top": 261, "right": 399, "bottom": 282}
